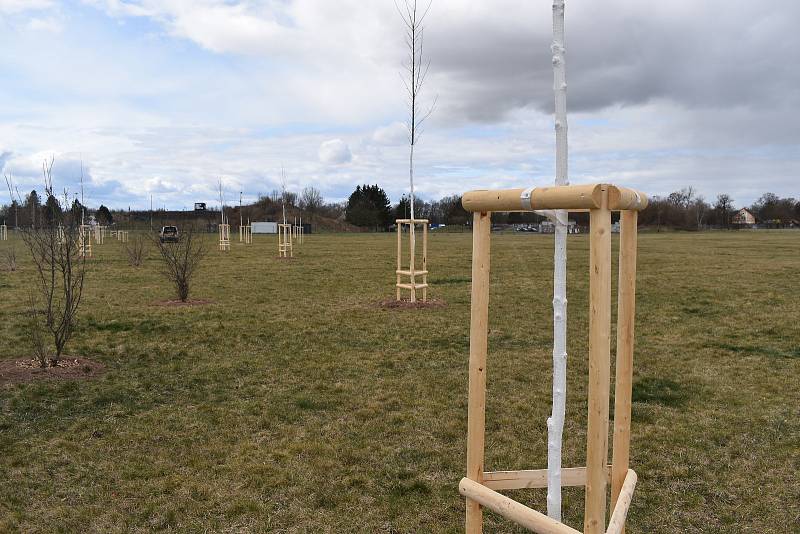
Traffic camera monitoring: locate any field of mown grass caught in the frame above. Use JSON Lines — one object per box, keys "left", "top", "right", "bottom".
{"left": 0, "top": 229, "right": 798, "bottom": 533}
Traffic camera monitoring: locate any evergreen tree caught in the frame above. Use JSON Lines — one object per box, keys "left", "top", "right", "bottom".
{"left": 345, "top": 184, "right": 391, "bottom": 230}
{"left": 96, "top": 205, "right": 113, "bottom": 225}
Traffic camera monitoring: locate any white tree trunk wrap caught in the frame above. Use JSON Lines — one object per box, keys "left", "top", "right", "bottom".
{"left": 547, "top": 0, "right": 569, "bottom": 522}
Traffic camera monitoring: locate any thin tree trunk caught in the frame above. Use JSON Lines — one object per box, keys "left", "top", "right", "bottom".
{"left": 547, "top": 0, "right": 569, "bottom": 522}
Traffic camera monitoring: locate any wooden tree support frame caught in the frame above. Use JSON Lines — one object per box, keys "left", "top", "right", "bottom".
{"left": 278, "top": 223, "right": 293, "bottom": 257}
{"left": 116, "top": 230, "right": 129, "bottom": 243}
{"left": 395, "top": 218, "right": 428, "bottom": 303}
{"left": 294, "top": 225, "right": 304, "bottom": 244}
{"left": 239, "top": 225, "right": 252, "bottom": 244}
{"left": 78, "top": 225, "right": 92, "bottom": 258}
{"left": 460, "top": 184, "right": 646, "bottom": 534}
{"left": 94, "top": 225, "right": 105, "bottom": 245}
{"left": 0, "top": 224, "right": 6, "bottom": 241}
{"left": 219, "top": 223, "right": 231, "bottom": 251}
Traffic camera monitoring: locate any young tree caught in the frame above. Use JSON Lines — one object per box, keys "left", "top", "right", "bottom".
{"left": 152, "top": 226, "right": 206, "bottom": 302}
{"left": 124, "top": 233, "right": 147, "bottom": 267}
{"left": 19, "top": 158, "right": 87, "bottom": 366}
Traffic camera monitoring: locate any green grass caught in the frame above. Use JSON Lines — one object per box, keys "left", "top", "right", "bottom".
{"left": 1, "top": 230, "right": 799, "bottom": 532}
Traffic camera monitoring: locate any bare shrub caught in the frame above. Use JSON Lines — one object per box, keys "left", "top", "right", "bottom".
{"left": 124, "top": 233, "right": 146, "bottom": 267}
{"left": 18, "top": 158, "right": 87, "bottom": 366}
{"left": 3, "top": 245, "right": 16, "bottom": 271}
{"left": 152, "top": 226, "right": 206, "bottom": 302}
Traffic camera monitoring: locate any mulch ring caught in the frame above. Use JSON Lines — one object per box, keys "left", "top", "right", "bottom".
{"left": 151, "top": 298, "right": 214, "bottom": 307}
{"left": 0, "top": 357, "right": 105, "bottom": 386}
{"left": 378, "top": 298, "right": 447, "bottom": 310}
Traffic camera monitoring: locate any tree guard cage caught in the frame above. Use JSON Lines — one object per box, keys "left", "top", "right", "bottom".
{"left": 395, "top": 218, "right": 428, "bottom": 302}
{"left": 0, "top": 224, "right": 6, "bottom": 240}
{"left": 459, "top": 183, "right": 647, "bottom": 534}
{"left": 218, "top": 223, "right": 231, "bottom": 251}
{"left": 278, "top": 223, "right": 293, "bottom": 258}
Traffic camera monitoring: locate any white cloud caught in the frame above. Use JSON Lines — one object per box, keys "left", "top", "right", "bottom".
{"left": 26, "top": 16, "right": 62, "bottom": 32}
{"left": 372, "top": 122, "right": 408, "bottom": 146}
{"left": 318, "top": 139, "right": 352, "bottom": 165}
{"left": 0, "top": 0, "right": 53, "bottom": 14}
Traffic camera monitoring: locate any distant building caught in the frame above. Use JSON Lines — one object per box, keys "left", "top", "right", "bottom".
{"left": 731, "top": 208, "right": 756, "bottom": 227}
{"left": 194, "top": 202, "right": 207, "bottom": 211}
{"left": 252, "top": 221, "right": 278, "bottom": 234}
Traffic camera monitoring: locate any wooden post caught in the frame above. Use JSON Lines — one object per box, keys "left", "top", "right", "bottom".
{"left": 0, "top": 224, "right": 6, "bottom": 240}
{"left": 409, "top": 222, "right": 416, "bottom": 303}
{"left": 584, "top": 190, "right": 612, "bottom": 534}
{"left": 611, "top": 211, "right": 638, "bottom": 529}
{"left": 422, "top": 222, "right": 428, "bottom": 302}
{"left": 466, "top": 211, "right": 491, "bottom": 534}
{"left": 396, "top": 223, "right": 402, "bottom": 300}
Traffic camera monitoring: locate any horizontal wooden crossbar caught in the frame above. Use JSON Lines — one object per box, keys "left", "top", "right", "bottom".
{"left": 396, "top": 283, "right": 429, "bottom": 290}
{"left": 396, "top": 269, "right": 429, "bottom": 276}
{"left": 482, "top": 466, "right": 611, "bottom": 491}
{"left": 396, "top": 218, "right": 429, "bottom": 223}
{"left": 461, "top": 184, "right": 648, "bottom": 213}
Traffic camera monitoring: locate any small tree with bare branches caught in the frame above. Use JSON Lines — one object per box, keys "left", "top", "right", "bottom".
{"left": 124, "top": 233, "right": 147, "bottom": 267}
{"left": 152, "top": 226, "right": 206, "bottom": 302}
{"left": 2, "top": 245, "right": 16, "bottom": 271}
{"left": 396, "top": 0, "right": 436, "bottom": 220}
{"left": 17, "top": 157, "right": 87, "bottom": 366}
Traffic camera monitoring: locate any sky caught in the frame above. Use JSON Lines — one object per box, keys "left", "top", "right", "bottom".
{"left": 1, "top": 0, "right": 798, "bottom": 210}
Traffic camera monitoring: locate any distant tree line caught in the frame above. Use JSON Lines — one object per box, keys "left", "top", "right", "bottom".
{"left": 638, "top": 188, "right": 800, "bottom": 230}
{"left": 3, "top": 183, "right": 798, "bottom": 232}
{"left": 0, "top": 188, "right": 113, "bottom": 228}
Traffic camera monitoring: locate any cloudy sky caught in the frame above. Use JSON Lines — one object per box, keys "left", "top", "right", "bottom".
{"left": 1, "top": 0, "right": 798, "bottom": 210}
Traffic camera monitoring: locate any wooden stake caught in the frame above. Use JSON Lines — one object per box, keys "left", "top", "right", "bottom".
{"left": 466, "top": 211, "right": 491, "bottom": 534}
{"left": 396, "top": 223, "right": 402, "bottom": 301}
{"left": 422, "top": 222, "right": 428, "bottom": 302}
{"left": 584, "top": 191, "right": 612, "bottom": 534}
{"left": 606, "top": 469, "right": 638, "bottom": 534}
{"left": 611, "top": 211, "right": 638, "bottom": 530}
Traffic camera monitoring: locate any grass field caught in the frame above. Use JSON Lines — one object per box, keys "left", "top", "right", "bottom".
{"left": 0, "top": 229, "right": 798, "bottom": 533}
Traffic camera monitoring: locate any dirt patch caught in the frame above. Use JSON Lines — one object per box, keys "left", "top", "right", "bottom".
{"left": 152, "top": 298, "right": 214, "bottom": 307}
{"left": 0, "top": 357, "right": 105, "bottom": 386}
{"left": 378, "top": 298, "right": 447, "bottom": 310}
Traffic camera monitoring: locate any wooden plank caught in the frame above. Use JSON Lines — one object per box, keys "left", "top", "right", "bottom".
{"left": 584, "top": 190, "right": 612, "bottom": 534}
{"left": 482, "top": 466, "right": 611, "bottom": 491}
{"left": 459, "top": 478, "right": 582, "bottom": 534}
{"left": 395, "top": 270, "right": 429, "bottom": 276}
{"left": 606, "top": 470, "right": 637, "bottom": 534}
{"left": 466, "top": 211, "right": 491, "bottom": 534}
{"left": 611, "top": 210, "right": 638, "bottom": 532}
